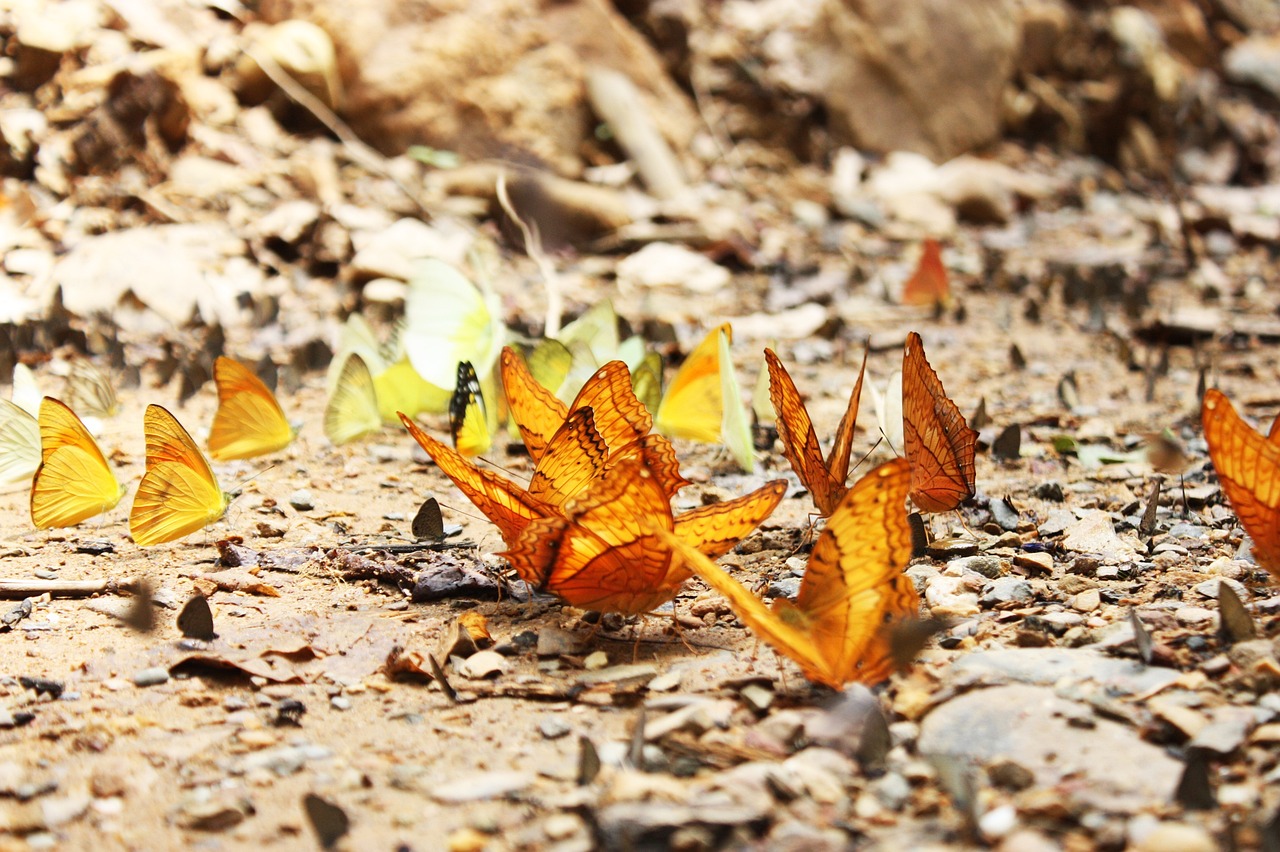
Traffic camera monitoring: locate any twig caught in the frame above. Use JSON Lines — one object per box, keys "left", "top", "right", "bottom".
{"left": 496, "top": 172, "right": 563, "bottom": 337}
{"left": 0, "top": 577, "right": 143, "bottom": 599}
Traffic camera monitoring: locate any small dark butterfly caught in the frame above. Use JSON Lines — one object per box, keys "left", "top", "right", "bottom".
{"left": 177, "top": 594, "right": 216, "bottom": 641}
{"left": 412, "top": 497, "right": 445, "bottom": 541}
{"left": 303, "top": 793, "right": 350, "bottom": 849}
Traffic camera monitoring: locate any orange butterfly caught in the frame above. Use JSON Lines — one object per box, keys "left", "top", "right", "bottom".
{"left": 658, "top": 458, "right": 919, "bottom": 687}
{"left": 501, "top": 348, "right": 688, "bottom": 497}
{"left": 131, "top": 405, "right": 234, "bottom": 546}
{"left": 902, "top": 238, "right": 950, "bottom": 308}
{"left": 1202, "top": 388, "right": 1280, "bottom": 577}
{"left": 766, "top": 343, "right": 868, "bottom": 516}
{"left": 902, "top": 332, "right": 977, "bottom": 512}
{"left": 506, "top": 457, "right": 786, "bottom": 615}
{"left": 31, "top": 397, "right": 127, "bottom": 529}
{"left": 209, "top": 357, "right": 296, "bottom": 461}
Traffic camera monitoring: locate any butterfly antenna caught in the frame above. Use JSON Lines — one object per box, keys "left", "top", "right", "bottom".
{"left": 853, "top": 436, "right": 887, "bottom": 477}
{"left": 231, "top": 463, "right": 278, "bottom": 494}
{"left": 476, "top": 456, "right": 532, "bottom": 487}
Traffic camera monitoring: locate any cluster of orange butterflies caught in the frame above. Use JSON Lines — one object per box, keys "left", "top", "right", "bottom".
{"left": 401, "top": 331, "right": 978, "bottom": 687}
{"left": 10, "top": 357, "right": 295, "bottom": 546}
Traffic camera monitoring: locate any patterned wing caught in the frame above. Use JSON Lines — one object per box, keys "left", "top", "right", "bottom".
{"left": 208, "top": 357, "right": 295, "bottom": 460}
{"left": 671, "top": 480, "right": 786, "bottom": 560}
{"left": 501, "top": 346, "right": 568, "bottom": 462}
{"left": 31, "top": 397, "right": 125, "bottom": 529}
{"left": 131, "top": 405, "right": 231, "bottom": 546}
{"left": 901, "top": 332, "right": 977, "bottom": 512}
{"left": 399, "top": 413, "right": 550, "bottom": 548}
{"left": 506, "top": 460, "right": 679, "bottom": 615}
{"left": 792, "top": 458, "right": 917, "bottom": 685}
{"left": 63, "top": 358, "right": 120, "bottom": 418}
{"left": 1202, "top": 389, "right": 1280, "bottom": 575}
{"left": 570, "top": 361, "right": 653, "bottom": 453}
{"left": 0, "top": 398, "right": 39, "bottom": 484}
{"left": 528, "top": 407, "right": 610, "bottom": 508}
{"left": 449, "top": 360, "right": 492, "bottom": 458}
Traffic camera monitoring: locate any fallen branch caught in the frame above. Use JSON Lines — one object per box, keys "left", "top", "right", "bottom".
{"left": 0, "top": 577, "right": 142, "bottom": 599}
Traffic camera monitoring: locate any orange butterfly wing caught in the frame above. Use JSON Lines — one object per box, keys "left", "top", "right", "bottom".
{"left": 527, "top": 407, "right": 610, "bottom": 509}
{"left": 902, "top": 238, "right": 950, "bottom": 308}
{"left": 766, "top": 345, "right": 868, "bottom": 516}
{"left": 130, "top": 405, "right": 232, "bottom": 546}
{"left": 671, "top": 480, "right": 786, "bottom": 560}
{"left": 208, "top": 357, "right": 294, "bottom": 460}
{"left": 500, "top": 347, "right": 568, "bottom": 463}
{"left": 30, "top": 397, "right": 125, "bottom": 529}
{"left": 901, "top": 331, "right": 977, "bottom": 512}
{"left": 398, "top": 413, "right": 551, "bottom": 548}
{"left": 660, "top": 458, "right": 917, "bottom": 687}
{"left": 1202, "top": 389, "right": 1280, "bottom": 576}
{"left": 506, "top": 459, "right": 681, "bottom": 615}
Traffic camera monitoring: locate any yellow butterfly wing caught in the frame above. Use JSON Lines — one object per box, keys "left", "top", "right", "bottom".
{"left": 130, "top": 405, "right": 232, "bottom": 546}
{"left": 0, "top": 398, "right": 40, "bottom": 483}
{"left": 655, "top": 324, "right": 726, "bottom": 444}
{"left": 63, "top": 358, "right": 120, "bottom": 418}
{"left": 450, "top": 361, "right": 493, "bottom": 458}
{"left": 208, "top": 357, "right": 295, "bottom": 461}
{"left": 12, "top": 364, "right": 41, "bottom": 417}
{"left": 403, "top": 259, "right": 506, "bottom": 390}
{"left": 31, "top": 397, "right": 126, "bottom": 529}
{"left": 718, "top": 329, "right": 755, "bottom": 472}
{"left": 324, "top": 353, "right": 382, "bottom": 445}
{"left": 630, "top": 350, "right": 663, "bottom": 416}
{"left": 374, "top": 357, "right": 450, "bottom": 421}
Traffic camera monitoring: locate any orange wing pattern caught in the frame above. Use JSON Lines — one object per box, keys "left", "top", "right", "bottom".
{"left": 500, "top": 347, "right": 568, "bottom": 463}
{"left": 527, "top": 407, "right": 611, "bottom": 508}
{"left": 399, "top": 413, "right": 552, "bottom": 548}
{"left": 659, "top": 458, "right": 919, "bottom": 687}
{"left": 901, "top": 332, "right": 977, "bottom": 512}
{"left": 130, "top": 405, "right": 232, "bottom": 546}
{"left": 671, "top": 480, "right": 787, "bottom": 561}
{"left": 208, "top": 357, "right": 295, "bottom": 461}
{"left": 31, "top": 397, "right": 126, "bottom": 529}
{"left": 902, "top": 238, "right": 950, "bottom": 308}
{"left": 506, "top": 459, "right": 683, "bottom": 615}
{"left": 1202, "top": 389, "right": 1280, "bottom": 576}
{"left": 766, "top": 345, "right": 868, "bottom": 516}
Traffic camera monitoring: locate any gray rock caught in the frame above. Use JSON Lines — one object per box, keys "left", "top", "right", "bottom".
{"left": 948, "top": 647, "right": 1181, "bottom": 694}
{"left": 132, "top": 667, "right": 170, "bottom": 687}
{"left": 288, "top": 489, "right": 315, "bottom": 511}
{"left": 919, "top": 684, "right": 1180, "bottom": 811}
{"left": 950, "top": 555, "right": 1005, "bottom": 579}
{"left": 430, "top": 771, "right": 534, "bottom": 803}
{"left": 538, "top": 717, "right": 571, "bottom": 740}
{"left": 981, "top": 577, "right": 1033, "bottom": 607}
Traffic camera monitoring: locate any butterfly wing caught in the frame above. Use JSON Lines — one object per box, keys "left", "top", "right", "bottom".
{"left": 208, "top": 357, "right": 295, "bottom": 461}
{"left": 718, "top": 330, "right": 755, "bottom": 472}
{"left": 671, "top": 480, "right": 786, "bottom": 560}
{"left": 12, "top": 364, "right": 41, "bottom": 417}
{"left": 501, "top": 346, "right": 569, "bottom": 462}
{"left": 449, "top": 361, "right": 492, "bottom": 458}
{"left": 31, "top": 397, "right": 125, "bottom": 529}
{"left": 630, "top": 351, "right": 663, "bottom": 415}
{"left": 507, "top": 460, "right": 679, "bottom": 614}
{"left": 901, "top": 332, "right": 977, "bottom": 512}
{"left": 403, "top": 258, "right": 506, "bottom": 390}
{"left": 902, "top": 238, "right": 950, "bottom": 307}
{"left": 528, "top": 407, "right": 610, "bottom": 508}
{"left": 1202, "top": 389, "right": 1280, "bottom": 575}
{"left": 324, "top": 353, "right": 382, "bottom": 445}
{"left": 63, "top": 359, "right": 120, "bottom": 418}
{"left": 793, "top": 458, "right": 917, "bottom": 685}
{"left": 0, "top": 398, "right": 40, "bottom": 483}
{"left": 399, "top": 412, "right": 549, "bottom": 548}
{"left": 131, "top": 405, "right": 231, "bottom": 546}
{"left": 767, "top": 346, "right": 867, "bottom": 516}
{"left": 655, "top": 324, "right": 726, "bottom": 443}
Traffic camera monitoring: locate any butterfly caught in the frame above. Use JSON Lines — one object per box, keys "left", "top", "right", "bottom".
{"left": 208, "top": 357, "right": 296, "bottom": 461}
{"left": 328, "top": 313, "right": 449, "bottom": 421}
{"left": 902, "top": 332, "right": 977, "bottom": 513}
{"left": 1202, "top": 388, "right": 1280, "bottom": 577}
{"left": 657, "top": 458, "right": 919, "bottom": 687}
{"left": 0, "top": 397, "right": 40, "bottom": 483}
{"left": 654, "top": 324, "right": 755, "bottom": 472}
{"left": 402, "top": 258, "right": 507, "bottom": 393}
{"left": 30, "top": 397, "right": 127, "bottom": 529}
{"left": 11, "top": 363, "right": 41, "bottom": 417}
{"left": 323, "top": 352, "right": 382, "bottom": 446}
{"left": 450, "top": 360, "right": 493, "bottom": 458}
{"left": 130, "top": 405, "right": 234, "bottom": 546}
{"left": 62, "top": 358, "right": 120, "bottom": 418}
{"left": 506, "top": 456, "right": 786, "bottom": 615}
{"left": 501, "top": 348, "right": 689, "bottom": 497}
{"left": 766, "top": 343, "right": 869, "bottom": 516}
{"left": 902, "top": 238, "right": 950, "bottom": 308}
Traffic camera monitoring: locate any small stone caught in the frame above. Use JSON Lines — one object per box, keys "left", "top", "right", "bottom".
{"left": 1072, "top": 589, "right": 1101, "bottom": 613}
{"left": 1014, "top": 552, "right": 1053, "bottom": 575}
{"left": 330, "top": 696, "right": 352, "bottom": 711}
{"left": 870, "top": 773, "right": 911, "bottom": 811}
{"left": 1132, "top": 822, "right": 1216, "bottom": 852}
{"left": 288, "top": 489, "right": 315, "bottom": 511}
{"left": 1193, "top": 577, "right": 1247, "bottom": 600}
{"left": 536, "top": 627, "right": 588, "bottom": 657}
{"left": 951, "top": 555, "right": 1005, "bottom": 578}
{"left": 739, "top": 683, "right": 774, "bottom": 713}
{"left": 132, "top": 667, "right": 169, "bottom": 687}
{"left": 928, "top": 538, "right": 979, "bottom": 559}
{"left": 543, "top": 813, "right": 584, "bottom": 841}
{"left": 979, "top": 803, "right": 1018, "bottom": 840}
{"left": 981, "top": 577, "right": 1033, "bottom": 607}
{"left": 1174, "top": 607, "right": 1215, "bottom": 626}
{"left": 583, "top": 651, "right": 609, "bottom": 671}
{"left": 431, "top": 771, "right": 534, "bottom": 804}
{"left": 925, "top": 576, "right": 981, "bottom": 617}
{"left": 460, "top": 650, "right": 508, "bottom": 680}
{"left": 539, "top": 717, "right": 571, "bottom": 740}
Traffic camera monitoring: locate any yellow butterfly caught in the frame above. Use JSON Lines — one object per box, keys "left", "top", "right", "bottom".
{"left": 31, "top": 397, "right": 127, "bottom": 529}
{"left": 450, "top": 361, "right": 494, "bottom": 458}
{"left": 324, "top": 353, "right": 382, "bottom": 445}
{"left": 11, "top": 364, "right": 41, "bottom": 417}
{"left": 0, "top": 398, "right": 40, "bottom": 484}
{"left": 130, "top": 405, "right": 233, "bottom": 546}
{"left": 402, "top": 259, "right": 507, "bottom": 393}
{"left": 63, "top": 358, "right": 120, "bottom": 418}
{"left": 328, "top": 314, "right": 448, "bottom": 421}
{"left": 208, "top": 357, "right": 296, "bottom": 461}
{"left": 654, "top": 324, "right": 755, "bottom": 472}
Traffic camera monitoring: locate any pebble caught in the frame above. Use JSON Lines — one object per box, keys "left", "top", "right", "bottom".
{"left": 1193, "top": 577, "right": 1247, "bottom": 600}
{"left": 536, "top": 627, "right": 588, "bottom": 657}
{"left": 1132, "top": 822, "right": 1217, "bottom": 852}
{"left": 768, "top": 577, "right": 802, "bottom": 599}
{"left": 1060, "top": 512, "right": 1139, "bottom": 559}
{"left": 981, "top": 577, "right": 1033, "bottom": 607}
{"left": 1013, "top": 552, "right": 1053, "bottom": 574}
{"left": 460, "top": 650, "right": 508, "bottom": 679}
{"left": 927, "top": 538, "right": 979, "bottom": 559}
{"left": 1174, "top": 606, "right": 1215, "bottom": 626}
{"left": 431, "top": 771, "right": 534, "bottom": 803}
{"left": 978, "top": 803, "right": 1018, "bottom": 839}
{"left": 870, "top": 772, "right": 911, "bottom": 810}
{"left": 538, "top": 717, "right": 571, "bottom": 740}
{"left": 330, "top": 696, "right": 351, "bottom": 711}
{"left": 288, "top": 489, "right": 314, "bottom": 511}
{"left": 543, "top": 813, "right": 584, "bottom": 841}
{"left": 1072, "top": 589, "right": 1101, "bottom": 613}
{"left": 925, "top": 576, "right": 980, "bottom": 617}
{"left": 950, "top": 555, "right": 1005, "bottom": 578}
{"left": 583, "top": 651, "right": 609, "bottom": 671}
{"left": 132, "top": 668, "right": 169, "bottom": 687}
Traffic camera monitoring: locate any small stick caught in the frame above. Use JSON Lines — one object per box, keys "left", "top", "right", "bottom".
{"left": 0, "top": 577, "right": 142, "bottom": 599}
